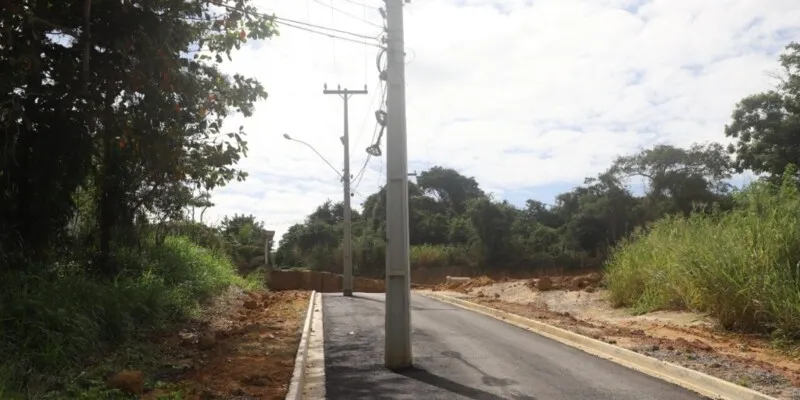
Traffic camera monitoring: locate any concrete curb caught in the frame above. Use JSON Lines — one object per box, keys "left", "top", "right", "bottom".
{"left": 286, "top": 290, "right": 317, "bottom": 400}
{"left": 303, "top": 293, "right": 326, "bottom": 399}
{"left": 421, "top": 292, "right": 776, "bottom": 400}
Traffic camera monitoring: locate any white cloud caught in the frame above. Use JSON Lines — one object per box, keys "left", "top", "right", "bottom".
{"left": 204, "top": 0, "right": 800, "bottom": 241}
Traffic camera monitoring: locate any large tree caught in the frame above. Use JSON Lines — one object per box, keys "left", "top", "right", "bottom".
{"left": 0, "top": 0, "right": 276, "bottom": 272}
{"left": 725, "top": 42, "right": 800, "bottom": 181}
{"left": 607, "top": 143, "right": 732, "bottom": 216}
{"left": 416, "top": 166, "right": 486, "bottom": 214}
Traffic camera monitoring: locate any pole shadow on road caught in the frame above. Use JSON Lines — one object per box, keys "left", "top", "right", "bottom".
{"left": 324, "top": 293, "right": 537, "bottom": 400}
{"left": 398, "top": 366, "right": 538, "bottom": 400}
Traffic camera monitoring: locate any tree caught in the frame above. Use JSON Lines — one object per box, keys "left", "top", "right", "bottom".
{"left": 608, "top": 143, "right": 732, "bottom": 216}
{"left": 276, "top": 140, "right": 740, "bottom": 274}
{"left": 725, "top": 42, "right": 800, "bottom": 181}
{"left": 85, "top": 0, "right": 275, "bottom": 273}
{"left": 465, "top": 197, "right": 517, "bottom": 266}
{"left": 1, "top": 2, "right": 94, "bottom": 264}
{"left": 219, "top": 214, "right": 268, "bottom": 272}
{"left": 0, "top": 0, "right": 277, "bottom": 272}
{"left": 416, "top": 166, "right": 486, "bottom": 214}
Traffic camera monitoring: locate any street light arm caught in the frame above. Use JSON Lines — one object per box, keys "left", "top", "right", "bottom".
{"left": 284, "top": 135, "right": 343, "bottom": 180}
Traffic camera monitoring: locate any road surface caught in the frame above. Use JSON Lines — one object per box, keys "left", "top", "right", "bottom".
{"left": 322, "top": 292, "right": 706, "bottom": 400}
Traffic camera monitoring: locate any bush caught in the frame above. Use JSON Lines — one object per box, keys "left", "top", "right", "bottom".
{"left": 605, "top": 175, "right": 800, "bottom": 337}
{"left": 0, "top": 236, "right": 253, "bottom": 397}
{"left": 410, "top": 244, "right": 470, "bottom": 269}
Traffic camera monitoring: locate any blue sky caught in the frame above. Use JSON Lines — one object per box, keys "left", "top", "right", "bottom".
{"left": 204, "top": 0, "right": 800, "bottom": 241}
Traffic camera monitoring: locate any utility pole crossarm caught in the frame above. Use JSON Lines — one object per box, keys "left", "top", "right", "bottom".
{"left": 323, "top": 84, "right": 368, "bottom": 96}
{"left": 324, "top": 83, "right": 368, "bottom": 298}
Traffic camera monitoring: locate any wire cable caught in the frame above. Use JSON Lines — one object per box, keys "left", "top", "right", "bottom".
{"left": 352, "top": 154, "right": 371, "bottom": 191}
{"left": 277, "top": 20, "right": 382, "bottom": 47}
{"left": 353, "top": 78, "right": 381, "bottom": 146}
{"left": 352, "top": 82, "right": 387, "bottom": 192}
{"left": 208, "top": 1, "right": 380, "bottom": 43}
{"left": 337, "top": 0, "right": 379, "bottom": 9}
{"left": 312, "top": 0, "right": 383, "bottom": 29}
{"left": 330, "top": 0, "right": 337, "bottom": 79}
{"left": 272, "top": 15, "right": 377, "bottom": 41}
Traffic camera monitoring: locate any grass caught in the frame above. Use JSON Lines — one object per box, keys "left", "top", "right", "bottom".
{"left": 410, "top": 244, "right": 471, "bottom": 269}
{"left": 296, "top": 239, "right": 474, "bottom": 276}
{"left": 605, "top": 174, "right": 800, "bottom": 338}
{"left": 0, "top": 236, "right": 260, "bottom": 398}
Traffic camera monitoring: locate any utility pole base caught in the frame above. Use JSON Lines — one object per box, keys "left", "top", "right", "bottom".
{"left": 384, "top": 275, "right": 412, "bottom": 369}
{"left": 343, "top": 289, "right": 353, "bottom": 297}
{"left": 386, "top": 364, "right": 415, "bottom": 373}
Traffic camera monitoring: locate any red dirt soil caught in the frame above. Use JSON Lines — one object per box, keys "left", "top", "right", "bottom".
{"left": 144, "top": 290, "right": 310, "bottom": 400}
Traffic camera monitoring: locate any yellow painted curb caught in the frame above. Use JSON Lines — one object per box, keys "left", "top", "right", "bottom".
{"left": 421, "top": 292, "right": 776, "bottom": 400}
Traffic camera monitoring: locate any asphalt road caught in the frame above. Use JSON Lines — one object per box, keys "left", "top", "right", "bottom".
{"left": 322, "top": 292, "right": 706, "bottom": 400}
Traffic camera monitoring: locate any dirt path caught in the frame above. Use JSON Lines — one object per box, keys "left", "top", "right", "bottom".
{"left": 140, "top": 289, "right": 309, "bottom": 400}
{"left": 69, "top": 288, "right": 311, "bottom": 400}
{"left": 426, "top": 277, "right": 800, "bottom": 400}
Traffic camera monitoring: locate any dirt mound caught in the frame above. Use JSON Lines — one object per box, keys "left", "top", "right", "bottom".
{"left": 459, "top": 276, "right": 494, "bottom": 290}
{"left": 526, "top": 272, "right": 604, "bottom": 292}
{"left": 433, "top": 276, "right": 495, "bottom": 293}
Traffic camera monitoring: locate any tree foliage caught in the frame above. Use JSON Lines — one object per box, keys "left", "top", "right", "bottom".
{"left": 276, "top": 141, "right": 736, "bottom": 274}
{"left": 725, "top": 42, "right": 800, "bottom": 180}
{"left": 0, "top": 0, "right": 275, "bottom": 271}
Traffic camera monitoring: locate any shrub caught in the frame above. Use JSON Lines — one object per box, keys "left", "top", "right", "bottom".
{"left": 0, "top": 236, "right": 251, "bottom": 397}
{"left": 605, "top": 174, "right": 800, "bottom": 337}
{"left": 410, "top": 244, "right": 470, "bottom": 269}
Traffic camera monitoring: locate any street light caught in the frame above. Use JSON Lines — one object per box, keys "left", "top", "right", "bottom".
{"left": 282, "top": 132, "right": 355, "bottom": 297}
{"left": 282, "top": 133, "right": 343, "bottom": 180}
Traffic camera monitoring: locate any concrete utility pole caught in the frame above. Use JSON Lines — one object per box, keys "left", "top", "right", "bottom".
{"left": 324, "top": 84, "right": 368, "bottom": 297}
{"left": 265, "top": 230, "right": 275, "bottom": 269}
{"left": 384, "top": 0, "right": 412, "bottom": 369}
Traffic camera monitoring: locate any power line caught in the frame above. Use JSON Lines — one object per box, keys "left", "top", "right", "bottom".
{"left": 312, "top": 0, "right": 384, "bottom": 29}
{"left": 353, "top": 82, "right": 387, "bottom": 192}
{"left": 330, "top": 0, "right": 337, "bottom": 80}
{"left": 208, "top": 1, "right": 381, "bottom": 46}
{"left": 272, "top": 15, "right": 377, "bottom": 41}
{"left": 352, "top": 154, "right": 371, "bottom": 190}
{"left": 277, "top": 20, "right": 382, "bottom": 47}
{"left": 353, "top": 78, "right": 382, "bottom": 146}
{"left": 337, "top": 0, "right": 380, "bottom": 10}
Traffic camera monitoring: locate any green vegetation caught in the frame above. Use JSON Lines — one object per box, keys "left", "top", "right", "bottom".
{"left": 276, "top": 42, "right": 800, "bottom": 340}
{"left": 1, "top": 0, "right": 276, "bottom": 397}
{"left": 2, "top": 0, "right": 800, "bottom": 395}
{"left": 275, "top": 142, "right": 735, "bottom": 276}
{"left": 607, "top": 169, "right": 800, "bottom": 337}
{"left": 606, "top": 42, "right": 800, "bottom": 338}
{"left": 0, "top": 237, "right": 256, "bottom": 398}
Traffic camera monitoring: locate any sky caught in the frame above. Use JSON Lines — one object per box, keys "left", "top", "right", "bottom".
{"left": 204, "top": 0, "right": 800, "bottom": 243}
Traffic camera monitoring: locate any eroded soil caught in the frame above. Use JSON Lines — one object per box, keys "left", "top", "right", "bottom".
{"left": 142, "top": 289, "right": 310, "bottom": 400}
{"left": 61, "top": 287, "right": 311, "bottom": 400}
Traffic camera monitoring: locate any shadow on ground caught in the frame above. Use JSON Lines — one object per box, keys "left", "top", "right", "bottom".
{"left": 324, "top": 295, "right": 536, "bottom": 400}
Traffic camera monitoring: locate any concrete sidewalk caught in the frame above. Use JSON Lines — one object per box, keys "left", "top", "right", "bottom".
{"left": 322, "top": 292, "right": 705, "bottom": 400}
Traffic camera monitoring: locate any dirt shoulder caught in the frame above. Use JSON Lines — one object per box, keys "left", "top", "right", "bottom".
{"left": 58, "top": 287, "right": 310, "bottom": 399}
{"left": 145, "top": 288, "right": 309, "bottom": 400}
{"left": 425, "top": 277, "right": 800, "bottom": 400}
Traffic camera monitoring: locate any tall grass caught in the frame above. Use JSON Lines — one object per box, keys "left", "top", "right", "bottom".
{"left": 410, "top": 244, "right": 471, "bottom": 269}
{"left": 297, "top": 240, "right": 475, "bottom": 276}
{"left": 0, "top": 236, "right": 253, "bottom": 397}
{"left": 606, "top": 173, "right": 800, "bottom": 337}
